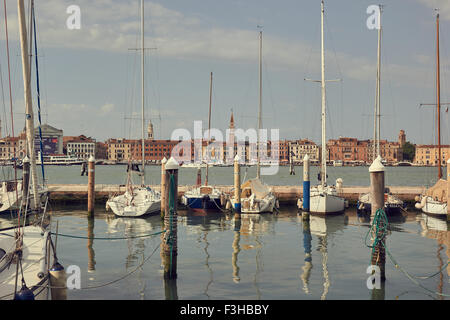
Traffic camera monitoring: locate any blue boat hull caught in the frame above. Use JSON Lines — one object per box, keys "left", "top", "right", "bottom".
{"left": 185, "top": 196, "right": 223, "bottom": 213}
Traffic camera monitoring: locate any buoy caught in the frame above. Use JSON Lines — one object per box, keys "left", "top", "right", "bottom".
{"left": 14, "top": 283, "right": 35, "bottom": 300}
{"left": 49, "top": 262, "right": 67, "bottom": 300}
{"left": 225, "top": 200, "right": 232, "bottom": 210}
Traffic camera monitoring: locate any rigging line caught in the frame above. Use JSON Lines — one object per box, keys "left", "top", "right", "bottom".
{"left": 3, "top": 0, "right": 20, "bottom": 233}
{"left": 32, "top": 4, "right": 45, "bottom": 184}
{"left": 0, "top": 58, "right": 10, "bottom": 138}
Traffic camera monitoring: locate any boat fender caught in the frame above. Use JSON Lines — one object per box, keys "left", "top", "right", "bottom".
{"left": 415, "top": 196, "right": 427, "bottom": 210}
{"left": 14, "top": 282, "right": 35, "bottom": 300}
{"left": 358, "top": 201, "right": 365, "bottom": 211}
{"left": 297, "top": 199, "right": 303, "bottom": 210}
{"left": 220, "top": 194, "right": 226, "bottom": 207}
{"left": 275, "top": 200, "right": 280, "bottom": 209}
{"left": 49, "top": 261, "right": 67, "bottom": 300}
{"left": 225, "top": 200, "right": 231, "bottom": 210}
{"left": 336, "top": 178, "right": 343, "bottom": 189}
{"left": 37, "top": 231, "right": 50, "bottom": 279}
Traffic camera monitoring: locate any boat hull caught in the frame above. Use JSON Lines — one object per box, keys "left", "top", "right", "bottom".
{"left": 182, "top": 195, "right": 223, "bottom": 213}
{"left": 309, "top": 193, "right": 345, "bottom": 214}
{"left": 417, "top": 196, "right": 447, "bottom": 216}
{"left": 106, "top": 188, "right": 161, "bottom": 218}
{"left": 0, "top": 226, "right": 53, "bottom": 300}
{"left": 232, "top": 194, "right": 277, "bottom": 214}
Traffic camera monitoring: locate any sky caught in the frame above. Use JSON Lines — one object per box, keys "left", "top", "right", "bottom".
{"left": 1, "top": 0, "right": 450, "bottom": 146}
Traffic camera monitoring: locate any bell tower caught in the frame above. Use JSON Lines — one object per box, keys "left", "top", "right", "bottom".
{"left": 147, "top": 120, "right": 154, "bottom": 140}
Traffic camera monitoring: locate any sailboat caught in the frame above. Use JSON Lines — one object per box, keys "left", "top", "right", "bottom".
{"left": 357, "top": 6, "right": 404, "bottom": 215}
{"left": 1, "top": 0, "right": 60, "bottom": 300}
{"left": 306, "top": 0, "right": 345, "bottom": 214}
{"left": 181, "top": 72, "right": 226, "bottom": 213}
{"left": 230, "top": 29, "right": 277, "bottom": 214}
{"left": 415, "top": 11, "right": 448, "bottom": 217}
{"left": 106, "top": 0, "right": 161, "bottom": 217}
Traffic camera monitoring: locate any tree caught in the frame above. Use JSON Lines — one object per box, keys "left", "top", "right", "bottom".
{"left": 402, "top": 142, "right": 415, "bottom": 161}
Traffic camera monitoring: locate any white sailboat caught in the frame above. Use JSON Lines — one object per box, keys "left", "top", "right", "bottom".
{"left": 415, "top": 11, "right": 448, "bottom": 217}
{"left": 358, "top": 6, "right": 404, "bottom": 215}
{"left": 106, "top": 0, "right": 161, "bottom": 217}
{"left": 230, "top": 29, "right": 277, "bottom": 214}
{"left": 308, "top": 0, "right": 345, "bottom": 214}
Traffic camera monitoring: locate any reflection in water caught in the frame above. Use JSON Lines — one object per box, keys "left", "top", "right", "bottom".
{"left": 371, "top": 281, "right": 385, "bottom": 300}
{"left": 232, "top": 218, "right": 241, "bottom": 283}
{"left": 105, "top": 215, "right": 163, "bottom": 300}
{"left": 418, "top": 214, "right": 449, "bottom": 299}
{"left": 301, "top": 218, "right": 312, "bottom": 294}
{"left": 87, "top": 216, "right": 96, "bottom": 273}
{"left": 203, "top": 231, "right": 213, "bottom": 299}
{"left": 309, "top": 214, "right": 347, "bottom": 300}
{"left": 254, "top": 234, "right": 262, "bottom": 300}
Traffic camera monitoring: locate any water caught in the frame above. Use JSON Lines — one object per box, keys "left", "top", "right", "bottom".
{"left": 1, "top": 206, "right": 447, "bottom": 300}
{"left": 0, "top": 165, "right": 448, "bottom": 300}
{"left": 1, "top": 164, "right": 446, "bottom": 187}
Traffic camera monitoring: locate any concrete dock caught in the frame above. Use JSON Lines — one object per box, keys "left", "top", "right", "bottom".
{"left": 47, "top": 184, "right": 425, "bottom": 206}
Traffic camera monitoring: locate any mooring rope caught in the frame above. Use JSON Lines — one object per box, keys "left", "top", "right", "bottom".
{"left": 365, "top": 208, "right": 450, "bottom": 298}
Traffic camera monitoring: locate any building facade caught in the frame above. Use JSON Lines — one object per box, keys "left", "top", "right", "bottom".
{"left": 33, "top": 124, "right": 63, "bottom": 156}
{"left": 64, "top": 135, "right": 96, "bottom": 159}
{"left": 290, "top": 139, "right": 320, "bottom": 164}
{"left": 415, "top": 145, "right": 450, "bottom": 165}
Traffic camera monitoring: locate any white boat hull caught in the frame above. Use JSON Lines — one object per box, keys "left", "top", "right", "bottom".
{"left": 0, "top": 226, "right": 52, "bottom": 300}
{"left": 309, "top": 186, "right": 345, "bottom": 214}
{"left": 106, "top": 188, "right": 161, "bottom": 217}
{"left": 416, "top": 196, "right": 447, "bottom": 216}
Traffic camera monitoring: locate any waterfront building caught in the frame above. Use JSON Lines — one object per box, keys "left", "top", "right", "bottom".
{"left": 290, "top": 139, "right": 320, "bottom": 164}
{"left": 415, "top": 145, "right": 450, "bottom": 165}
{"left": 95, "top": 142, "right": 108, "bottom": 160}
{"left": 33, "top": 124, "right": 63, "bottom": 156}
{"left": 64, "top": 135, "right": 96, "bottom": 159}
{"left": 106, "top": 138, "right": 134, "bottom": 162}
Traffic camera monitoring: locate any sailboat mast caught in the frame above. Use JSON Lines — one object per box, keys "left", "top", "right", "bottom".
{"left": 205, "top": 72, "right": 213, "bottom": 186}
{"left": 320, "top": 0, "right": 326, "bottom": 187}
{"left": 373, "top": 5, "right": 382, "bottom": 160}
{"left": 141, "top": 0, "right": 146, "bottom": 186}
{"left": 436, "top": 12, "right": 442, "bottom": 179}
{"left": 18, "top": 0, "right": 39, "bottom": 210}
{"left": 257, "top": 29, "right": 262, "bottom": 180}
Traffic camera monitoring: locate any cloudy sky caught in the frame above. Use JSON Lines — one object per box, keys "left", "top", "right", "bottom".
{"left": 1, "top": 0, "right": 450, "bottom": 146}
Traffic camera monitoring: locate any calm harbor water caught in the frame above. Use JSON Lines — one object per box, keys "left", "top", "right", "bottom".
{"left": 0, "top": 165, "right": 449, "bottom": 300}
{"left": 1, "top": 206, "right": 447, "bottom": 300}
{"left": 1, "top": 164, "right": 447, "bottom": 187}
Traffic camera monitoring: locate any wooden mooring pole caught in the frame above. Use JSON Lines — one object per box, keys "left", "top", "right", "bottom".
{"left": 87, "top": 156, "right": 95, "bottom": 217}
{"left": 161, "top": 157, "right": 167, "bottom": 219}
{"left": 233, "top": 155, "right": 241, "bottom": 219}
{"left": 302, "top": 154, "right": 310, "bottom": 220}
{"left": 162, "top": 157, "right": 179, "bottom": 279}
{"left": 447, "top": 159, "right": 450, "bottom": 222}
{"left": 369, "top": 155, "right": 386, "bottom": 281}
